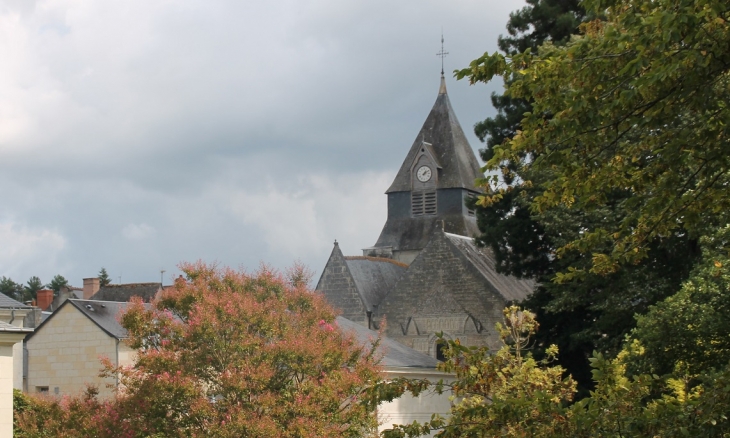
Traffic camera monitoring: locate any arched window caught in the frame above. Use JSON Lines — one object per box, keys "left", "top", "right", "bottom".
{"left": 436, "top": 341, "right": 448, "bottom": 362}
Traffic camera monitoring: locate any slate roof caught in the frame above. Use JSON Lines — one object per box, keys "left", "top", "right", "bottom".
{"left": 0, "top": 294, "right": 31, "bottom": 308}
{"left": 444, "top": 232, "right": 535, "bottom": 302}
{"left": 344, "top": 257, "right": 406, "bottom": 311}
{"left": 69, "top": 299, "right": 131, "bottom": 339}
{"left": 90, "top": 283, "right": 161, "bottom": 303}
{"left": 386, "top": 76, "right": 484, "bottom": 194}
{"left": 0, "top": 320, "right": 33, "bottom": 333}
{"left": 336, "top": 316, "right": 438, "bottom": 368}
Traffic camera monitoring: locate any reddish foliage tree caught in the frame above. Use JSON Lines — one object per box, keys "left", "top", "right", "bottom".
{"left": 16, "top": 262, "right": 384, "bottom": 438}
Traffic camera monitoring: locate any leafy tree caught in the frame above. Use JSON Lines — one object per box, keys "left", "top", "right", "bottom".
{"left": 474, "top": 0, "right": 585, "bottom": 145}
{"left": 379, "top": 306, "right": 576, "bottom": 437}
{"left": 46, "top": 275, "right": 69, "bottom": 293}
{"left": 98, "top": 267, "right": 111, "bottom": 287}
{"left": 626, "top": 225, "right": 730, "bottom": 377}
{"left": 381, "top": 308, "right": 730, "bottom": 437}
{"left": 468, "top": 0, "right": 703, "bottom": 395}
{"left": 16, "top": 262, "right": 385, "bottom": 437}
{"left": 0, "top": 277, "right": 23, "bottom": 301}
{"left": 23, "top": 276, "right": 43, "bottom": 302}
{"left": 460, "top": 0, "right": 730, "bottom": 277}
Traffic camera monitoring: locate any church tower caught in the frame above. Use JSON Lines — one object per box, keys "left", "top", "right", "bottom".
{"left": 363, "top": 75, "right": 484, "bottom": 264}
{"left": 317, "top": 70, "right": 534, "bottom": 357}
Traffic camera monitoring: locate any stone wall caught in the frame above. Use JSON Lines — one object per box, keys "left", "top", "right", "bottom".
{"left": 315, "top": 244, "right": 368, "bottom": 325}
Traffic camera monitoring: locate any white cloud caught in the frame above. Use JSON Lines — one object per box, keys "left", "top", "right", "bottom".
{"left": 121, "top": 223, "right": 156, "bottom": 240}
{"left": 0, "top": 220, "right": 66, "bottom": 278}
{"left": 227, "top": 171, "right": 389, "bottom": 260}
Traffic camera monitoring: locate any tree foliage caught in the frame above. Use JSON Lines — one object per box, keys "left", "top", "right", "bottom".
{"left": 24, "top": 276, "right": 43, "bottom": 302}
{"left": 460, "top": 0, "right": 730, "bottom": 278}
{"left": 0, "top": 276, "right": 23, "bottom": 301}
{"left": 625, "top": 225, "right": 730, "bottom": 377}
{"left": 382, "top": 308, "right": 730, "bottom": 437}
{"left": 46, "top": 275, "right": 69, "bottom": 293}
{"left": 15, "top": 262, "right": 385, "bottom": 437}
{"left": 380, "top": 306, "right": 576, "bottom": 437}
{"left": 460, "top": 2, "right": 699, "bottom": 395}
{"left": 98, "top": 267, "right": 111, "bottom": 287}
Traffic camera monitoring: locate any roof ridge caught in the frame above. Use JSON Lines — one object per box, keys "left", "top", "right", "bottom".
{"left": 444, "top": 232, "right": 473, "bottom": 241}
{"left": 71, "top": 298, "right": 128, "bottom": 305}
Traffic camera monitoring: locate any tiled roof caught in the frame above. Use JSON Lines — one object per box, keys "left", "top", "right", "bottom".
{"left": 69, "top": 299, "right": 132, "bottom": 339}
{"left": 336, "top": 316, "right": 438, "bottom": 368}
{"left": 0, "top": 293, "right": 31, "bottom": 308}
{"left": 90, "top": 283, "right": 161, "bottom": 303}
{"left": 386, "top": 78, "right": 484, "bottom": 194}
{"left": 444, "top": 232, "right": 535, "bottom": 302}
{"left": 0, "top": 320, "right": 33, "bottom": 333}
{"left": 344, "top": 257, "right": 406, "bottom": 311}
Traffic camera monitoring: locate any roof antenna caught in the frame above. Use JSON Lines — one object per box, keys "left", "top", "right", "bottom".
{"left": 436, "top": 30, "right": 449, "bottom": 78}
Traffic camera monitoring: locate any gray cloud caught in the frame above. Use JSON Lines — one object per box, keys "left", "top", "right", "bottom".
{"left": 0, "top": 0, "right": 523, "bottom": 286}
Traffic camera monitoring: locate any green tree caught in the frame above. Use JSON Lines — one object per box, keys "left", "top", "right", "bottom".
{"left": 98, "top": 267, "right": 111, "bottom": 287}
{"left": 381, "top": 308, "right": 730, "bottom": 437}
{"left": 16, "top": 262, "right": 386, "bottom": 437}
{"left": 459, "top": 0, "right": 730, "bottom": 278}
{"left": 625, "top": 225, "right": 730, "bottom": 377}
{"left": 380, "top": 306, "right": 577, "bottom": 437}
{"left": 23, "top": 276, "right": 43, "bottom": 302}
{"left": 474, "top": 0, "right": 585, "bottom": 145}
{"left": 46, "top": 275, "right": 69, "bottom": 293}
{"left": 468, "top": 0, "right": 702, "bottom": 394}
{"left": 0, "top": 277, "right": 23, "bottom": 301}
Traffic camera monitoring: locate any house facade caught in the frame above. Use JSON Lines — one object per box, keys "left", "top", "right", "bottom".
{"left": 25, "top": 299, "right": 136, "bottom": 398}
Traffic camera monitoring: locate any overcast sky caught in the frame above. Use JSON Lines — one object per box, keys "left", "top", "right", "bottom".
{"left": 0, "top": 0, "right": 525, "bottom": 287}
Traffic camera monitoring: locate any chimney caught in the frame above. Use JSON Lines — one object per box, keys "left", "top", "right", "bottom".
{"left": 83, "top": 278, "right": 100, "bottom": 299}
{"left": 36, "top": 289, "right": 53, "bottom": 311}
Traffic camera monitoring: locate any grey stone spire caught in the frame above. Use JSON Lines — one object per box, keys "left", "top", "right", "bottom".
{"left": 365, "top": 77, "right": 484, "bottom": 264}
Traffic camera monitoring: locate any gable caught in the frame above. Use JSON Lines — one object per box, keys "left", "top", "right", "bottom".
{"left": 378, "top": 229, "right": 500, "bottom": 326}
{"left": 26, "top": 301, "right": 115, "bottom": 345}
{"left": 376, "top": 228, "right": 534, "bottom": 340}
{"left": 315, "top": 244, "right": 369, "bottom": 323}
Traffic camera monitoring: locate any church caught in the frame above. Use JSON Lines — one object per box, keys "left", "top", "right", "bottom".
{"left": 316, "top": 73, "right": 534, "bottom": 358}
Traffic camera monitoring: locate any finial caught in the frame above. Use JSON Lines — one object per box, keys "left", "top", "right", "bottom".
{"left": 334, "top": 239, "right": 338, "bottom": 246}
{"left": 436, "top": 31, "right": 449, "bottom": 78}
{"left": 437, "top": 31, "right": 449, "bottom": 94}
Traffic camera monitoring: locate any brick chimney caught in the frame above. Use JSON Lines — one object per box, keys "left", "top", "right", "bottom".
{"left": 83, "top": 278, "right": 100, "bottom": 299}
{"left": 36, "top": 289, "right": 53, "bottom": 311}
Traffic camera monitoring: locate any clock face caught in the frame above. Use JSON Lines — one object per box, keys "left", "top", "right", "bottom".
{"left": 416, "top": 165, "right": 432, "bottom": 182}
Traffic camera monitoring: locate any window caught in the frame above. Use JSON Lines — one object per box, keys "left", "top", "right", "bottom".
{"left": 36, "top": 386, "right": 49, "bottom": 394}
{"left": 436, "top": 342, "right": 448, "bottom": 362}
{"left": 412, "top": 190, "right": 437, "bottom": 216}
{"left": 467, "top": 192, "right": 476, "bottom": 217}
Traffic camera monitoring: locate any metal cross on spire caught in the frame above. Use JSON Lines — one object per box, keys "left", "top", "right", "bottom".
{"left": 436, "top": 33, "right": 449, "bottom": 77}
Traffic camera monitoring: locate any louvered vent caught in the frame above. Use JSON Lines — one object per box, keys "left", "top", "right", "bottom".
{"left": 412, "top": 190, "right": 437, "bottom": 216}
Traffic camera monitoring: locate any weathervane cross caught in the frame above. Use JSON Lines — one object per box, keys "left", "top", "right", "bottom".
{"left": 436, "top": 33, "right": 449, "bottom": 76}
